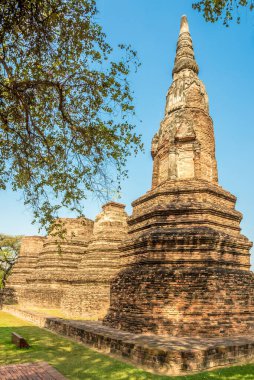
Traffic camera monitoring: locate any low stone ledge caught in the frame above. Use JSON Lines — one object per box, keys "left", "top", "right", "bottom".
{"left": 4, "top": 306, "right": 254, "bottom": 376}
{"left": 3, "top": 305, "right": 50, "bottom": 327}
{"left": 45, "top": 319, "right": 254, "bottom": 375}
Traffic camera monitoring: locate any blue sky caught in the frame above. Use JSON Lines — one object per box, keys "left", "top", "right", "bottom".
{"left": 1, "top": 1, "right": 254, "bottom": 263}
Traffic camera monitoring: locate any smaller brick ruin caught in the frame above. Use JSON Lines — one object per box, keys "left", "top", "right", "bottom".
{"left": 5, "top": 202, "right": 127, "bottom": 319}
{"left": 21, "top": 217, "right": 94, "bottom": 308}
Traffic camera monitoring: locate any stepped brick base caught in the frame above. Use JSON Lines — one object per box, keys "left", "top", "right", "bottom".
{"left": 104, "top": 180, "right": 254, "bottom": 337}
{"left": 104, "top": 266, "right": 254, "bottom": 337}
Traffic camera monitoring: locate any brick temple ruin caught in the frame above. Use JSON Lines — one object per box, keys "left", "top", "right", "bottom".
{"left": 4, "top": 16, "right": 254, "bottom": 371}
{"left": 5, "top": 202, "right": 127, "bottom": 319}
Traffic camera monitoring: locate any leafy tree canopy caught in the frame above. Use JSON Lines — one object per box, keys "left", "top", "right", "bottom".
{"left": 192, "top": 0, "right": 254, "bottom": 25}
{"left": 0, "top": 0, "right": 142, "bottom": 229}
{"left": 0, "top": 234, "right": 22, "bottom": 289}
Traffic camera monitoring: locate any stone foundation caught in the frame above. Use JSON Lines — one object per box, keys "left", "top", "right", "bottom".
{"left": 4, "top": 306, "right": 254, "bottom": 376}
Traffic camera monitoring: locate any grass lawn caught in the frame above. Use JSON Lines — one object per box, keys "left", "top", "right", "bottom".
{"left": 1, "top": 311, "right": 254, "bottom": 380}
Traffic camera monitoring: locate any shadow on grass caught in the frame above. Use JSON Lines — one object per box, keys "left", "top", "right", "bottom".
{"left": 0, "top": 321, "right": 166, "bottom": 380}
{"left": 1, "top": 312, "right": 254, "bottom": 380}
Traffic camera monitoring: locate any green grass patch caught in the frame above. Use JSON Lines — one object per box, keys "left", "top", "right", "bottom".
{"left": 0, "top": 311, "right": 254, "bottom": 379}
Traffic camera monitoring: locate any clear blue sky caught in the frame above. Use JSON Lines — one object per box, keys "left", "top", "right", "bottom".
{"left": 1, "top": 1, "right": 254, "bottom": 263}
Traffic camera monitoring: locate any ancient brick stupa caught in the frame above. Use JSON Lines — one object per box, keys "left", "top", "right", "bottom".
{"left": 22, "top": 217, "right": 94, "bottom": 308}
{"left": 5, "top": 236, "right": 45, "bottom": 304}
{"left": 104, "top": 16, "right": 254, "bottom": 337}
{"left": 4, "top": 203, "right": 128, "bottom": 320}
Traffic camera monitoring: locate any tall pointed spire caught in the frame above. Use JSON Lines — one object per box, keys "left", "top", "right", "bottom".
{"left": 179, "top": 15, "right": 190, "bottom": 34}
{"left": 165, "top": 15, "right": 208, "bottom": 116}
{"left": 172, "top": 15, "right": 199, "bottom": 76}
{"left": 151, "top": 15, "right": 217, "bottom": 188}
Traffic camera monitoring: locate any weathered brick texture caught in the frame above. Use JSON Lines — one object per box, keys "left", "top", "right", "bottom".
{"left": 21, "top": 217, "right": 94, "bottom": 308}
{"left": 61, "top": 202, "right": 128, "bottom": 319}
{"left": 5, "top": 203, "right": 127, "bottom": 320}
{"left": 4, "top": 236, "right": 45, "bottom": 304}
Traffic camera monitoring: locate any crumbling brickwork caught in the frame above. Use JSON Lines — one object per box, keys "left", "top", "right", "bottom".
{"left": 5, "top": 203, "right": 127, "bottom": 320}
{"left": 20, "top": 218, "right": 94, "bottom": 308}
{"left": 61, "top": 202, "right": 127, "bottom": 319}
{"left": 4, "top": 236, "right": 45, "bottom": 304}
